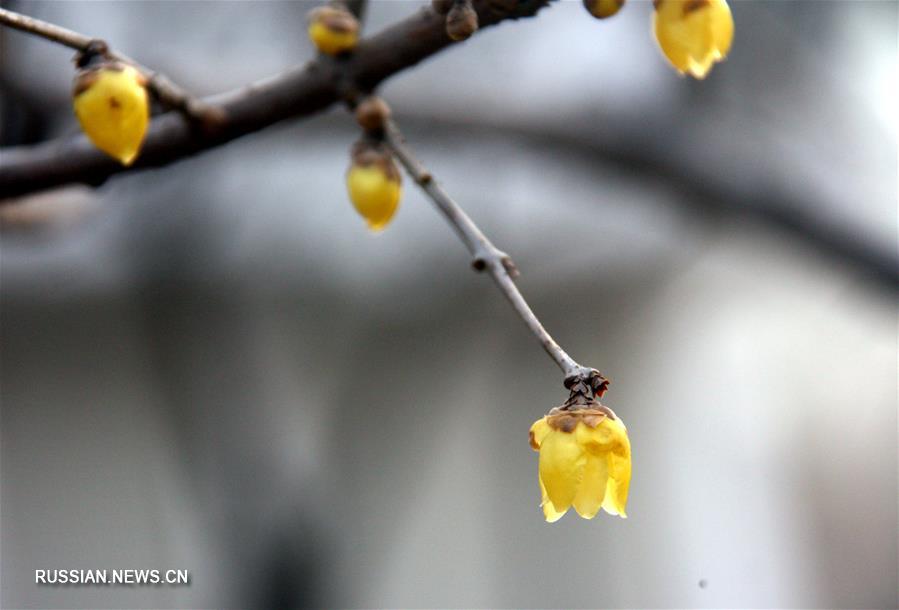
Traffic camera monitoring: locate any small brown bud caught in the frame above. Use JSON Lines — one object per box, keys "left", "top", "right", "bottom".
{"left": 446, "top": 2, "right": 478, "bottom": 42}
{"left": 354, "top": 96, "right": 392, "bottom": 132}
{"left": 583, "top": 0, "right": 625, "bottom": 19}
{"left": 431, "top": 0, "right": 454, "bottom": 15}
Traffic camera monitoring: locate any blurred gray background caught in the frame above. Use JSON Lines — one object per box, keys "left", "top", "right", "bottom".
{"left": 1, "top": 1, "right": 896, "bottom": 608}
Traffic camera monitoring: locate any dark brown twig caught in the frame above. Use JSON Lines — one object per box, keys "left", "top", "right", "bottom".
{"left": 383, "top": 118, "right": 600, "bottom": 386}
{"left": 0, "top": 7, "right": 220, "bottom": 125}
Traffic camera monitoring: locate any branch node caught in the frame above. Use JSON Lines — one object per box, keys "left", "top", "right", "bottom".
{"left": 471, "top": 247, "right": 516, "bottom": 277}
{"left": 195, "top": 104, "right": 228, "bottom": 135}
{"left": 74, "top": 38, "right": 109, "bottom": 67}
{"left": 563, "top": 368, "right": 609, "bottom": 400}
{"left": 501, "top": 255, "right": 519, "bottom": 278}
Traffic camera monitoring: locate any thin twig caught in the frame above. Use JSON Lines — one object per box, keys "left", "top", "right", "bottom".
{"left": 0, "top": 7, "right": 220, "bottom": 124}
{"left": 383, "top": 119, "right": 598, "bottom": 385}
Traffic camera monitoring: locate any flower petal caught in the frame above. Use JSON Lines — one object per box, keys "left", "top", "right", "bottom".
{"left": 602, "top": 449, "right": 632, "bottom": 517}
{"left": 653, "top": 1, "right": 694, "bottom": 74}
{"left": 653, "top": 0, "right": 733, "bottom": 79}
{"left": 576, "top": 416, "right": 628, "bottom": 455}
{"left": 709, "top": 0, "right": 734, "bottom": 57}
{"left": 529, "top": 417, "right": 552, "bottom": 451}
{"left": 540, "top": 476, "right": 568, "bottom": 523}
{"left": 572, "top": 454, "right": 610, "bottom": 519}
{"left": 73, "top": 66, "right": 149, "bottom": 166}
{"left": 346, "top": 165, "right": 402, "bottom": 231}
{"left": 538, "top": 429, "right": 586, "bottom": 513}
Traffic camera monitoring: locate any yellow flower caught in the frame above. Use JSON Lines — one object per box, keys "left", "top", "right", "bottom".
{"left": 347, "top": 142, "right": 402, "bottom": 231}
{"left": 72, "top": 64, "right": 149, "bottom": 166}
{"left": 529, "top": 406, "right": 631, "bottom": 522}
{"left": 583, "top": 0, "right": 625, "bottom": 20}
{"left": 653, "top": 0, "right": 734, "bottom": 79}
{"left": 308, "top": 6, "right": 359, "bottom": 56}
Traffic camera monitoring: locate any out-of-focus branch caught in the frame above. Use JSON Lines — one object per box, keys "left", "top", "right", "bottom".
{"left": 0, "top": 0, "right": 551, "bottom": 200}
{"left": 342, "top": 0, "right": 368, "bottom": 21}
{"left": 0, "top": 7, "right": 219, "bottom": 124}
{"left": 397, "top": 113, "right": 899, "bottom": 293}
{"left": 383, "top": 118, "right": 605, "bottom": 389}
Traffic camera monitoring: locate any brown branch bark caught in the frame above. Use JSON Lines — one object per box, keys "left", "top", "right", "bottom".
{"left": 0, "top": 0, "right": 552, "bottom": 200}
{"left": 0, "top": 7, "right": 218, "bottom": 124}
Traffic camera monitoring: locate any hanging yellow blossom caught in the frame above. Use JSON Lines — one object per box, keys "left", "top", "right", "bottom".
{"left": 529, "top": 405, "right": 631, "bottom": 521}
{"left": 72, "top": 63, "right": 149, "bottom": 166}
{"left": 346, "top": 141, "right": 402, "bottom": 231}
{"left": 653, "top": 0, "right": 734, "bottom": 79}
{"left": 308, "top": 5, "right": 359, "bottom": 56}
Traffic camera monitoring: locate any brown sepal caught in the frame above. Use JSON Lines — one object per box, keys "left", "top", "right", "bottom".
{"left": 72, "top": 61, "right": 131, "bottom": 97}
{"left": 309, "top": 5, "right": 359, "bottom": 34}
{"left": 350, "top": 140, "right": 402, "bottom": 183}
{"left": 545, "top": 405, "right": 618, "bottom": 433}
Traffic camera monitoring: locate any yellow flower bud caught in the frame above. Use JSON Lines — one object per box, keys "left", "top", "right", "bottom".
{"left": 583, "top": 0, "right": 625, "bottom": 20}
{"left": 346, "top": 142, "right": 402, "bottom": 231}
{"left": 653, "top": 0, "right": 734, "bottom": 79}
{"left": 72, "top": 63, "right": 149, "bottom": 166}
{"left": 308, "top": 6, "right": 359, "bottom": 56}
{"left": 529, "top": 405, "right": 631, "bottom": 521}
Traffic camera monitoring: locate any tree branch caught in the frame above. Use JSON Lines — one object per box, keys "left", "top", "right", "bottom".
{"left": 0, "top": 0, "right": 609, "bottom": 392}
{"left": 0, "top": 0, "right": 552, "bottom": 200}
{"left": 0, "top": 7, "right": 218, "bottom": 124}
{"left": 383, "top": 118, "right": 603, "bottom": 388}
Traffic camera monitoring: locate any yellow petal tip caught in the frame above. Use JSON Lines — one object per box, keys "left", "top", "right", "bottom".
{"left": 116, "top": 151, "right": 139, "bottom": 166}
